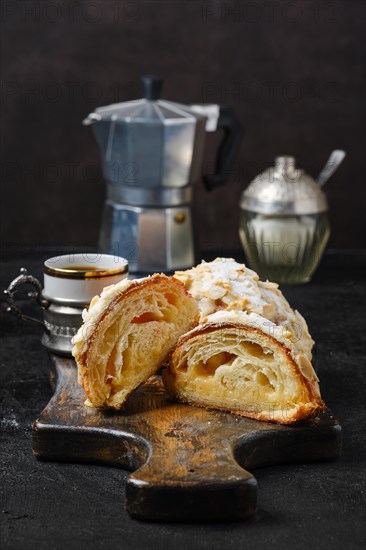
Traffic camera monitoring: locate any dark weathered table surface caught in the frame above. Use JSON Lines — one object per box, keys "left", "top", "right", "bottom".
{"left": 1, "top": 247, "right": 365, "bottom": 550}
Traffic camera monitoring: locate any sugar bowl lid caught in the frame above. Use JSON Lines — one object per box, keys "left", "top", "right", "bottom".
{"left": 240, "top": 156, "right": 328, "bottom": 215}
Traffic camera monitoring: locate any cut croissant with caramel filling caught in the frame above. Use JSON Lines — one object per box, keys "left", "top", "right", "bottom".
{"left": 163, "top": 310, "right": 325, "bottom": 424}
{"left": 72, "top": 274, "right": 198, "bottom": 409}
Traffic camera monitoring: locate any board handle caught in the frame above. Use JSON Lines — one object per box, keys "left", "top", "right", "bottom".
{"left": 126, "top": 441, "right": 257, "bottom": 521}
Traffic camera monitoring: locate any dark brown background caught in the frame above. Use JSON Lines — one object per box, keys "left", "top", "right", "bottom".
{"left": 1, "top": 0, "right": 365, "bottom": 253}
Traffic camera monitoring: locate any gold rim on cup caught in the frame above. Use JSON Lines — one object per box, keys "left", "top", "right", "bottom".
{"left": 44, "top": 263, "right": 128, "bottom": 279}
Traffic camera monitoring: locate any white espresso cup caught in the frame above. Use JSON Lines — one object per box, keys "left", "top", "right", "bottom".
{"left": 43, "top": 253, "right": 129, "bottom": 303}
{"left": 5, "top": 253, "right": 128, "bottom": 356}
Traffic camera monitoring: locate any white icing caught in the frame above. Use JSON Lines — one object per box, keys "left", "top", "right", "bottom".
{"left": 174, "top": 258, "right": 314, "bottom": 359}
{"left": 193, "top": 310, "right": 293, "bottom": 351}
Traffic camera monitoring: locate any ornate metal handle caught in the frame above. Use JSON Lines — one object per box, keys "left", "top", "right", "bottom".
{"left": 4, "top": 268, "right": 50, "bottom": 332}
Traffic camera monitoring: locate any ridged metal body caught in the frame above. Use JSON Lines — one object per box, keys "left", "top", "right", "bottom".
{"left": 85, "top": 97, "right": 217, "bottom": 272}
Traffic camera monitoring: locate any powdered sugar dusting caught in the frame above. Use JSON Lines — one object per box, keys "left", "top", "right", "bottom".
{"left": 175, "top": 258, "right": 314, "bottom": 359}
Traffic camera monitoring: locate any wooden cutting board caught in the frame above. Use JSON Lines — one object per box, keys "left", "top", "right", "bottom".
{"left": 32, "top": 355, "right": 341, "bottom": 522}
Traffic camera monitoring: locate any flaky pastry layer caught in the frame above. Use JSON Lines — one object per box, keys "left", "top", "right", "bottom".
{"left": 72, "top": 274, "right": 198, "bottom": 409}
{"left": 163, "top": 310, "right": 324, "bottom": 424}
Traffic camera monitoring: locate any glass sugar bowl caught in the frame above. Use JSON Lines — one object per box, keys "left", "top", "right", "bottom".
{"left": 239, "top": 156, "right": 331, "bottom": 284}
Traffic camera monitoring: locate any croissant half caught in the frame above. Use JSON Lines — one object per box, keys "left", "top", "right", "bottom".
{"left": 163, "top": 310, "right": 325, "bottom": 424}
{"left": 72, "top": 274, "right": 198, "bottom": 409}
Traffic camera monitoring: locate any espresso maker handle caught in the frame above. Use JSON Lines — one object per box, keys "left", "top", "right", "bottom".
{"left": 203, "top": 105, "right": 244, "bottom": 191}
{"left": 4, "top": 268, "right": 49, "bottom": 331}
